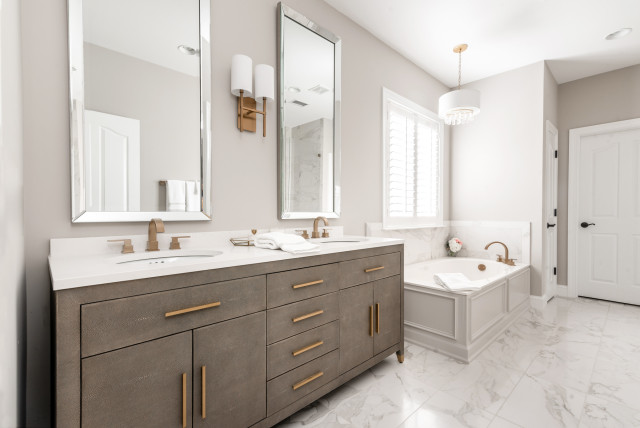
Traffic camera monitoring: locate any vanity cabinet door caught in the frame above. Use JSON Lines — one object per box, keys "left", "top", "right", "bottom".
{"left": 373, "top": 275, "right": 402, "bottom": 355}
{"left": 339, "top": 283, "right": 374, "bottom": 373}
{"left": 193, "top": 312, "right": 266, "bottom": 428}
{"left": 82, "top": 332, "right": 192, "bottom": 428}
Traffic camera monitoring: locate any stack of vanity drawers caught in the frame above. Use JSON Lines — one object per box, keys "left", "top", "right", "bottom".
{"left": 265, "top": 264, "right": 341, "bottom": 415}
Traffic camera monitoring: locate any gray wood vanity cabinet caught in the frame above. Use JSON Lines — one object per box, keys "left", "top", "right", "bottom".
{"left": 53, "top": 244, "right": 404, "bottom": 428}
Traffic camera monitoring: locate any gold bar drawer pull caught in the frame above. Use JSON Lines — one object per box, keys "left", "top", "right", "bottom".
{"left": 365, "top": 266, "right": 384, "bottom": 273}
{"left": 292, "top": 371, "right": 324, "bottom": 390}
{"left": 165, "top": 301, "right": 221, "bottom": 318}
{"left": 292, "top": 310, "right": 324, "bottom": 323}
{"left": 292, "top": 279, "right": 324, "bottom": 289}
{"left": 292, "top": 341, "right": 324, "bottom": 357}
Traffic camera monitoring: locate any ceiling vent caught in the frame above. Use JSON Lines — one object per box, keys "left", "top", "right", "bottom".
{"left": 308, "top": 85, "right": 330, "bottom": 95}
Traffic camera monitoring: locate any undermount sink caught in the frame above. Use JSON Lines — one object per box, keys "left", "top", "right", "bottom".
{"left": 115, "top": 249, "right": 223, "bottom": 265}
{"left": 313, "top": 237, "right": 369, "bottom": 244}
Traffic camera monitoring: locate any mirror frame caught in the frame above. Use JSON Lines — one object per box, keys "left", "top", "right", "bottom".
{"left": 277, "top": 3, "right": 342, "bottom": 220}
{"left": 68, "top": 0, "right": 212, "bottom": 222}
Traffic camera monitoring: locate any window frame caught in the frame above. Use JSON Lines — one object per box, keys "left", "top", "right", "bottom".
{"left": 382, "top": 87, "right": 445, "bottom": 230}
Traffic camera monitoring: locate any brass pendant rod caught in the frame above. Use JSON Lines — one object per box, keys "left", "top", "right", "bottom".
{"left": 458, "top": 49, "right": 462, "bottom": 90}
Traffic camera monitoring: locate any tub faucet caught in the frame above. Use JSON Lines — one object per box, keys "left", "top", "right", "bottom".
{"left": 147, "top": 218, "right": 165, "bottom": 251}
{"left": 312, "top": 216, "right": 329, "bottom": 238}
{"left": 484, "top": 241, "right": 516, "bottom": 266}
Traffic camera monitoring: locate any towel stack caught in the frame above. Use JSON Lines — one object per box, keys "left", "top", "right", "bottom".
{"left": 165, "top": 180, "right": 201, "bottom": 212}
{"left": 433, "top": 273, "right": 483, "bottom": 292}
{"left": 254, "top": 232, "right": 319, "bottom": 254}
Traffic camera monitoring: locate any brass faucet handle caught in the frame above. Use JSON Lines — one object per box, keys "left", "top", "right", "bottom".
{"left": 170, "top": 236, "right": 191, "bottom": 250}
{"left": 505, "top": 258, "right": 517, "bottom": 266}
{"left": 322, "top": 228, "right": 330, "bottom": 238}
{"left": 496, "top": 255, "right": 504, "bottom": 263}
{"left": 295, "top": 229, "right": 310, "bottom": 239}
{"left": 108, "top": 239, "right": 134, "bottom": 254}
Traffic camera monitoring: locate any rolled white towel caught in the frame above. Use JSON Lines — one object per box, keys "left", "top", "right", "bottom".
{"left": 254, "top": 232, "right": 320, "bottom": 254}
{"left": 433, "top": 273, "right": 482, "bottom": 292}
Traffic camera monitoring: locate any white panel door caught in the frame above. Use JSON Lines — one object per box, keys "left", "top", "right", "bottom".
{"left": 576, "top": 126, "right": 640, "bottom": 304}
{"left": 84, "top": 110, "right": 140, "bottom": 212}
{"left": 544, "top": 121, "right": 558, "bottom": 300}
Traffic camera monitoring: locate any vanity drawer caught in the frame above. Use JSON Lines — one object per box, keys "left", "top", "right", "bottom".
{"left": 81, "top": 275, "right": 266, "bottom": 357}
{"left": 267, "top": 292, "right": 339, "bottom": 345}
{"left": 267, "top": 320, "right": 339, "bottom": 380}
{"left": 267, "top": 263, "right": 339, "bottom": 308}
{"left": 267, "top": 349, "right": 339, "bottom": 416}
{"left": 338, "top": 252, "right": 401, "bottom": 289}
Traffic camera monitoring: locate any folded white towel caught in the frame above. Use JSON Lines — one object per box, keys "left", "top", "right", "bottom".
{"left": 165, "top": 180, "right": 186, "bottom": 212}
{"left": 433, "top": 273, "right": 482, "bottom": 292}
{"left": 186, "top": 181, "right": 201, "bottom": 212}
{"left": 254, "top": 232, "right": 320, "bottom": 254}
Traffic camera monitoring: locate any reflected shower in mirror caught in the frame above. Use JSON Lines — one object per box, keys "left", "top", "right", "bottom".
{"left": 278, "top": 3, "right": 341, "bottom": 219}
{"left": 69, "top": 0, "right": 212, "bottom": 222}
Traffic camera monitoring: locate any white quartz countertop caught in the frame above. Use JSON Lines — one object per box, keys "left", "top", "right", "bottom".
{"left": 49, "top": 230, "right": 403, "bottom": 291}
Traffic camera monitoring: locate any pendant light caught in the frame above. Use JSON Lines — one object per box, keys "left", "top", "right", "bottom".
{"left": 438, "top": 44, "right": 480, "bottom": 125}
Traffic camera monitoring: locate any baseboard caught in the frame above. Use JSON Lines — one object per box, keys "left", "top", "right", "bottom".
{"left": 530, "top": 295, "right": 547, "bottom": 310}
{"left": 557, "top": 284, "right": 568, "bottom": 297}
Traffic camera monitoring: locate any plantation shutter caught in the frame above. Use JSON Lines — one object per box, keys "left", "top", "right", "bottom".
{"left": 383, "top": 92, "right": 443, "bottom": 229}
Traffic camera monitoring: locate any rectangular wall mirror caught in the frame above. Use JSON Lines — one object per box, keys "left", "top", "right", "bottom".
{"left": 68, "top": 0, "right": 212, "bottom": 222}
{"left": 277, "top": 3, "right": 341, "bottom": 219}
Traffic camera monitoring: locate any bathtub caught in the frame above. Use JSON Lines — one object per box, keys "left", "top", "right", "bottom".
{"left": 404, "top": 257, "right": 530, "bottom": 362}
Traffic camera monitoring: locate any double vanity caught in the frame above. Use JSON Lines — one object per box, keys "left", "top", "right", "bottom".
{"left": 50, "top": 230, "right": 404, "bottom": 427}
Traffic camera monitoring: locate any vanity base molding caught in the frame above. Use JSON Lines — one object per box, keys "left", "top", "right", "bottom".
{"left": 53, "top": 244, "right": 404, "bottom": 428}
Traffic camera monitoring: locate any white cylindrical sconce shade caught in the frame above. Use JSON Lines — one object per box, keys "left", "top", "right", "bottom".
{"left": 231, "top": 54, "right": 253, "bottom": 96}
{"left": 254, "top": 64, "right": 274, "bottom": 100}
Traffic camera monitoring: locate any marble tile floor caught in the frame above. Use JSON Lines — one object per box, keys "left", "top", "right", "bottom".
{"left": 276, "top": 297, "right": 640, "bottom": 428}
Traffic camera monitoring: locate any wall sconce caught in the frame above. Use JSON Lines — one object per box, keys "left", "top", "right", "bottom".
{"left": 231, "top": 54, "right": 274, "bottom": 137}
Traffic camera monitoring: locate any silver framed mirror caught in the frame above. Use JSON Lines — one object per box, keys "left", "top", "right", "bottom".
{"left": 68, "top": 0, "right": 212, "bottom": 222}
{"left": 277, "top": 3, "right": 341, "bottom": 219}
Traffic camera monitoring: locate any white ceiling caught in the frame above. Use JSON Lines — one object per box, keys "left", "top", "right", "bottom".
{"left": 322, "top": 0, "right": 640, "bottom": 87}
{"left": 83, "top": 0, "right": 200, "bottom": 77}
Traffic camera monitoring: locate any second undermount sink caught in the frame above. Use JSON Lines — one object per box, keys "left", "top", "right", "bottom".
{"left": 313, "top": 237, "right": 369, "bottom": 244}
{"left": 115, "top": 249, "right": 223, "bottom": 265}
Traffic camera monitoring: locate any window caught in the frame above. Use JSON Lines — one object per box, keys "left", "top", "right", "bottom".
{"left": 382, "top": 88, "right": 444, "bottom": 229}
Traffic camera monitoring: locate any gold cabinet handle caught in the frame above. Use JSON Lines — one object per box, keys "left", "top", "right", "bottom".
{"left": 292, "top": 371, "right": 324, "bottom": 390}
{"left": 292, "top": 279, "right": 324, "bottom": 289}
{"left": 165, "top": 301, "right": 221, "bottom": 318}
{"left": 292, "top": 309, "right": 324, "bottom": 323}
{"left": 376, "top": 303, "right": 380, "bottom": 334}
{"left": 292, "top": 341, "right": 324, "bottom": 357}
{"left": 369, "top": 306, "right": 373, "bottom": 337}
{"left": 182, "top": 373, "right": 187, "bottom": 428}
{"left": 365, "top": 266, "right": 384, "bottom": 273}
{"left": 202, "top": 366, "right": 206, "bottom": 419}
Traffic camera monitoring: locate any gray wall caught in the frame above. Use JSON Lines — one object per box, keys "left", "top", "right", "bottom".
{"left": 84, "top": 43, "right": 201, "bottom": 211}
{"left": 556, "top": 64, "right": 640, "bottom": 285}
{"left": 0, "top": 0, "right": 26, "bottom": 425}
{"left": 451, "top": 62, "right": 545, "bottom": 296}
{"left": 542, "top": 62, "right": 558, "bottom": 297}
{"left": 20, "top": 0, "right": 449, "bottom": 424}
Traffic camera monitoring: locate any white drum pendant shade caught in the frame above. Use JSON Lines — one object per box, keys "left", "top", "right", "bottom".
{"left": 438, "top": 88, "right": 481, "bottom": 125}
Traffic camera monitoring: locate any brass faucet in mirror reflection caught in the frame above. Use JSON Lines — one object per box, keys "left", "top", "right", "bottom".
{"left": 484, "top": 241, "right": 516, "bottom": 266}
{"left": 147, "top": 218, "right": 165, "bottom": 251}
{"left": 312, "top": 216, "right": 329, "bottom": 239}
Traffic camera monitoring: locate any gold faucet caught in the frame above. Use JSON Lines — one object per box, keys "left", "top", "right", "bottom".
{"left": 312, "top": 216, "right": 329, "bottom": 239}
{"left": 147, "top": 218, "right": 165, "bottom": 251}
{"left": 484, "top": 241, "right": 515, "bottom": 266}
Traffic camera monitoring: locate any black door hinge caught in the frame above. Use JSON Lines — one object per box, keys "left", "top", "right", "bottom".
{"left": 554, "top": 208, "right": 557, "bottom": 216}
{"left": 554, "top": 150, "right": 558, "bottom": 158}
{"left": 553, "top": 267, "right": 557, "bottom": 275}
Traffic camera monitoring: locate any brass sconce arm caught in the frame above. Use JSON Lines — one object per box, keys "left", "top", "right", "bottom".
{"left": 238, "top": 90, "right": 267, "bottom": 137}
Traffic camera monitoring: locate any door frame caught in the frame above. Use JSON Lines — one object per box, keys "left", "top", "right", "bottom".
{"left": 543, "top": 120, "right": 558, "bottom": 300}
{"left": 567, "top": 118, "right": 640, "bottom": 298}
